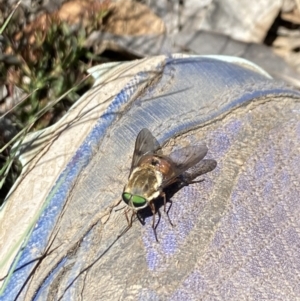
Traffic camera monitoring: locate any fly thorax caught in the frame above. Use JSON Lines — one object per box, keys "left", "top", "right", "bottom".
{"left": 127, "top": 166, "right": 162, "bottom": 200}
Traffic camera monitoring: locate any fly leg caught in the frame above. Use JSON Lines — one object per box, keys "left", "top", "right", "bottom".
{"left": 101, "top": 198, "right": 124, "bottom": 225}
{"left": 116, "top": 208, "right": 136, "bottom": 239}
{"left": 136, "top": 211, "right": 146, "bottom": 225}
{"left": 188, "top": 179, "right": 205, "bottom": 184}
{"left": 149, "top": 201, "right": 160, "bottom": 242}
{"left": 124, "top": 208, "right": 135, "bottom": 228}
{"left": 178, "top": 176, "right": 204, "bottom": 189}
{"left": 161, "top": 192, "right": 174, "bottom": 227}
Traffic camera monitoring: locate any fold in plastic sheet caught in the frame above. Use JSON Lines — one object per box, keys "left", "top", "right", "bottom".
{"left": 1, "top": 54, "right": 300, "bottom": 300}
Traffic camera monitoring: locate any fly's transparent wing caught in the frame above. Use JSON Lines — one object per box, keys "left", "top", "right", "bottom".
{"left": 130, "top": 128, "right": 161, "bottom": 174}
{"left": 162, "top": 142, "right": 208, "bottom": 187}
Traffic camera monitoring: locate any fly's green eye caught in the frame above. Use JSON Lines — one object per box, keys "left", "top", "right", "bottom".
{"left": 131, "top": 195, "right": 147, "bottom": 207}
{"left": 122, "top": 192, "right": 147, "bottom": 208}
{"left": 122, "top": 193, "right": 132, "bottom": 204}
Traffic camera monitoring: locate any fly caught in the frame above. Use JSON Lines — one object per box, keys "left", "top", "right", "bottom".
{"left": 122, "top": 128, "right": 216, "bottom": 241}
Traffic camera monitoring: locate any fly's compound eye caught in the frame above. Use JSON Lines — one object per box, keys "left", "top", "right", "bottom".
{"left": 122, "top": 192, "right": 132, "bottom": 204}
{"left": 122, "top": 192, "right": 147, "bottom": 208}
{"left": 131, "top": 195, "right": 147, "bottom": 208}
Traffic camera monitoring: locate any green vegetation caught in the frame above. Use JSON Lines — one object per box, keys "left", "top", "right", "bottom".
{"left": 0, "top": 1, "right": 110, "bottom": 204}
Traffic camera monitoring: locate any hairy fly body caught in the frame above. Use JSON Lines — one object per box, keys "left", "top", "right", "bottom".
{"left": 122, "top": 128, "right": 216, "bottom": 241}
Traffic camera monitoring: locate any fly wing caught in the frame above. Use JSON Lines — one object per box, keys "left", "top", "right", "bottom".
{"left": 182, "top": 159, "right": 217, "bottom": 181}
{"left": 130, "top": 128, "right": 161, "bottom": 174}
{"left": 162, "top": 142, "right": 208, "bottom": 187}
